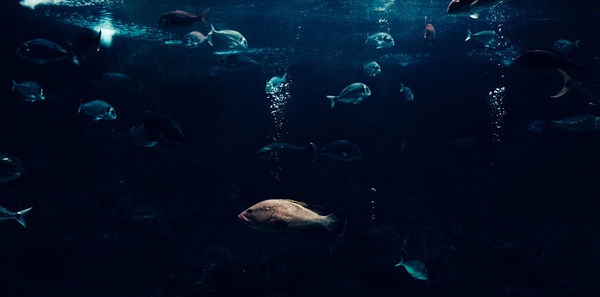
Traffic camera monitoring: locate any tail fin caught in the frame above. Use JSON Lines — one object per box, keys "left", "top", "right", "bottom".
{"left": 15, "top": 207, "right": 32, "bottom": 228}
{"left": 199, "top": 8, "right": 209, "bottom": 25}
{"left": 11, "top": 80, "right": 16, "bottom": 92}
{"left": 72, "top": 54, "right": 80, "bottom": 66}
{"left": 78, "top": 98, "right": 83, "bottom": 114}
{"left": 282, "top": 72, "right": 287, "bottom": 83}
{"left": 207, "top": 25, "right": 216, "bottom": 46}
{"left": 465, "top": 28, "right": 472, "bottom": 42}
{"left": 399, "top": 82, "right": 405, "bottom": 93}
{"left": 551, "top": 68, "right": 572, "bottom": 98}
{"left": 395, "top": 257, "right": 405, "bottom": 267}
{"left": 326, "top": 210, "right": 346, "bottom": 235}
{"left": 575, "top": 40, "right": 580, "bottom": 48}
{"left": 326, "top": 96, "right": 337, "bottom": 108}
{"left": 309, "top": 141, "right": 318, "bottom": 161}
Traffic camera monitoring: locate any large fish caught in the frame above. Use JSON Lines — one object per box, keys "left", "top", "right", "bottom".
{"left": 424, "top": 17, "right": 436, "bottom": 43}
{"left": 514, "top": 50, "right": 586, "bottom": 74}
{"left": 16, "top": 38, "right": 79, "bottom": 65}
{"left": 551, "top": 114, "right": 600, "bottom": 132}
{"left": 326, "top": 83, "right": 371, "bottom": 108}
{"left": 447, "top": 0, "right": 502, "bottom": 19}
{"left": 552, "top": 68, "right": 600, "bottom": 105}
{"left": 158, "top": 9, "right": 209, "bottom": 27}
{"left": 0, "top": 205, "right": 32, "bottom": 228}
{"left": 238, "top": 199, "right": 346, "bottom": 235}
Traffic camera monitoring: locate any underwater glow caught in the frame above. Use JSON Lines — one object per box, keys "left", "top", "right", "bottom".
{"left": 93, "top": 15, "right": 117, "bottom": 47}
{"left": 19, "top": 0, "right": 62, "bottom": 10}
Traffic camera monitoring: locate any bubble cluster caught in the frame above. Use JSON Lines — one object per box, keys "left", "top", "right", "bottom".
{"left": 488, "top": 86, "right": 507, "bottom": 145}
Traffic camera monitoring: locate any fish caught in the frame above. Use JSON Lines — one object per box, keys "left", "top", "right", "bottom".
{"left": 364, "top": 61, "right": 381, "bottom": 77}
{"left": 70, "top": 28, "right": 102, "bottom": 56}
{"left": 365, "top": 32, "right": 395, "bottom": 49}
{"left": 184, "top": 31, "right": 208, "bottom": 47}
{"left": 16, "top": 38, "right": 79, "bottom": 65}
{"left": 78, "top": 99, "right": 117, "bottom": 121}
{"left": 206, "top": 25, "right": 248, "bottom": 49}
{"left": 399, "top": 83, "right": 414, "bottom": 102}
{"left": 101, "top": 72, "right": 131, "bottom": 80}
{"left": 424, "top": 17, "right": 436, "bottom": 42}
{"left": 129, "top": 125, "right": 159, "bottom": 148}
{"left": 514, "top": 50, "right": 586, "bottom": 74}
{"left": 395, "top": 258, "right": 429, "bottom": 281}
{"left": 465, "top": 29, "right": 500, "bottom": 47}
{"left": 0, "top": 206, "right": 32, "bottom": 228}
{"left": 551, "top": 114, "right": 600, "bottom": 132}
{"left": 447, "top": 0, "right": 502, "bottom": 19}
{"left": 11, "top": 80, "right": 45, "bottom": 102}
{"left": 0, "top": 154, "right": 24, "bottom": 183}
{"left": 257, "top": 142, "right": 317, "bottom": 161}
{"left": 130, "top": 111, "right": 184, "bottom": 147}
{"left": 326, "top": 83, "right": 371, "bottom": 108}
{"left": 266, "top": 73, "right": 287, "bottom": 93}
{"left": 238, "top": 199, "right": 346, "bottom": 235}
{"left": 553, "top": 39, "right": 580, "bottom": 53}
{"left": 158, "top": 9, "right": 209, "bottom": 27}
{"left": 551, "top": 68, "right": 600, "bottom": 105}
{"left": 319, "top": 140, "right": 362, "bottom": 162}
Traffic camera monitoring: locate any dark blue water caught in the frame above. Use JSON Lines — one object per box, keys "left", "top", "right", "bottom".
{"left": 2, "top": 1, "right": 600, "bottom": 296}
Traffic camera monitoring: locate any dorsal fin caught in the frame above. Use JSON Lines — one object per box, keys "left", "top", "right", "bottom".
{"left": 286, "top": 199, "right": 307, "bottom": 206}
{"left": 286, "top": 199, "right": 326, "bottom": 214}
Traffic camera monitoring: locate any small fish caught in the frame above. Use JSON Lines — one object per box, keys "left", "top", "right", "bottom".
{"left": 326, "top": 83, "right": 371, "bottom": 108}
{"left": 184, "top": 31, "right": 208, "bottom": 47}
{"left": 551, "top": 114, "right": 600, "bottom": 132}
{"left": 16, "top": 38, "right": 79, "bottom": 65}
{"left": 364, "top": 61, "right": 381, "bottom": 77}
{"left": 0, "top": 154, "right": 24, "bottom": 183}
{"left": 395, "top": 258, "right": 429, "bottom": 280}
{"left": 447, "top": 0, "right": 502, "bottom": 19}
{"left": 465, "top": 29, "right": 500, "bottom": 47}
{"left": 424, "top": 17, "right": 436, "bottom": 42}
{"left": 238, "top": 199, "right": 346, "bottom": 235}
{"left": 266, "top": 73, "right": 287, "bottom": 93}
{"left": 365, "top": 32, "right": 395, "bottom": 49}
{"left": 158, "top": 9, "right": 209, "bottom": 27}
{"left": 553, "top": 39, "right": 580, "bottom": 53}
{"left": 101, "top": 72, "right": 131, "bottom": 80}
{"left": 257, "top": 142, "right": 318, "bottom": 160}
{"left": 0, "top": 205, "right": 32, "bottom": 228}
{"left": 551, "top": 68, "right": 600, "bottom": 105}
{"left": 78, "top": 99, "right": 117, "bottom": 121}
{"left": 319, "top": 140, "right": 362, "bottom": 162}
{"left": 399, "top": 83, "right": 414, "bottom": 102}
{"left": 206, "top": 25, "right": 248, "bottom": 49}
{"left": 11, "top": 80, "right": 45, "bottom": 102}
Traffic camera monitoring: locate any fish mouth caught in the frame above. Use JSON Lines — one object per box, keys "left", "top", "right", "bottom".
{"left": 238, "top": 213, "right": 250, "bottom": 223}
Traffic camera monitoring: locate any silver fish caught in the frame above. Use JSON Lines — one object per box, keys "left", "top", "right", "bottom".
{"left": 16, "top": 38, "right": 79, "bottom": 65}
{"left": 78, "top": 100, "right": 117, "bottom": 121}
{"left": 0, "top": 154, "right": 24, "bottom": 183}
{"left": 365, "top": 32, "right": 395, "bottom": 49}
{"left": 266, "top": 73, "right": 287, "bottom": 93}
{"left": 395, "top": 258, "right": 429, "bottom": 280}
{"left": 11, "top": 80, "right": 45, "bottom": 102}
{"left": 553, "top": 39, "right": 580, "bottom": 53}
{"left": 399, "top": 83, "right": 414, "bottom": 102}
{"left": 207, "top": 25, "right": 248, "bottom": 49}
{"left": 465, "top": 29, "right": 500, "bottom": 47}
{"left": 364, "top": 61, "right": 381, "bottom": 77}
{"left": 551, "top": 114, "right": 600, "bottom": 132}
{"left": 326, "top": 83, "right": 371, "bottom": 108}
{"left": 0, "top": 205, "right": 32, "bottom": 228}
{"left": 184, "top": 31, "right": 208, "bottom": 47}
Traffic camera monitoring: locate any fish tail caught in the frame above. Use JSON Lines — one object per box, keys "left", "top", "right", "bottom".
{"left": 326, "top": 96, "right": 337, "bottom": 108}
{"left": 551, "top": 68, "right": 572, "bottom": 99}
{"left": 200, "top": 8, "right": 210, "bottom": 25}
{"left": 78, "top": 98, "right": 83, "bottom": 115}
{"left": 72, "top": 54, "right": 80, "bottom": 66}
{"left": 465, "top": 28, "right": 472, "bottom": 42}
{"left": 207, "top": 25, "right": 216, "bottom": 46}
{"left": 395, "top": 257, "right": 404, "bottom": 267}
{"left": 309, "top": 141, "right": 318, "bottom": 161}
{"left": 15, "top": 207, "right": 32, "bottom": 228}
{"left": 11, "top": 80, "right": 16, "bottom": 92}
{"left": 575, "top": 40, "right": 580, "bottom": 48}
{"left": 325, "top": 210, "right": 346, "bottom": 235}
{"left": 282, "top": 72, "right": 287, "bottom": 83}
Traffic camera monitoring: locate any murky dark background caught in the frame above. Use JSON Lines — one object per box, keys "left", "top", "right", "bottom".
{"left": 1, "top": 1, "right": 599, "bottom": 296}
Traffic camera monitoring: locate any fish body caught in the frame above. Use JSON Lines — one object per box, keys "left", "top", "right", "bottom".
{"left": 184, "top": 31, "right": 208, "bottom": 47}
{"left": 399, "top": 83, "right": 414, "bottom": 102}
{"left": 364, "top": 61, "right": 381, "bottom": 77}
{"left": 0, "top": 154, "right": 24, "bottom": 183}
{"left": 395, "top": 258, "right": 429, "bottom": 280}
{"left": 319, "top": 140, "right": 362, "bottom": 162}
{"left": 424, "top": 17, "right": 436, "bottom": 42}
{"left": 0, "top": 206, "right": 32, "bottom": 228}
{"left": 326, "top": 83, "right": 371, "bottom": 108}
{"left": 78, "top": 100, "right": 117, "bottom": 121}
{"left": 207, "top": 25, "right": 248, "bottom": 49}
{"left": 365, "top": 32, "right": 395, "bottom": 49}
{"left": 553, "top": 39, "right": 580, "bottom": 53}
{"left": 514, "top": 50, "right": 584, "bottom": 73}
{"left": 266, "top": 73, "right": 287, "bottom": 93}
{"left": 465, "top": 29, "right": 500, "bottom": 46}
{"left": 257, "top": 142, "right": 317, "bottom": 160}
{"left": 16, "top": 38, "right": 79, "bottom": 65}
{"left": 158, "top": 9, "right": 209, "bottom": 26}
{"left": 551, "top": 114, "right": 600, "bottom": 132}
{"left": 551, "top": 68, "right": 600, "bottom": 105}
{"left": 238, "top": 199, "right": 346, "bottom": 234}
{"left": 101, "top": 72, "right": 131, "bottom": 80}
{"left": 447, "top": 0, "right": 502, "bottom": 19}
{"left": 11, "top": 80, "right": 45, "bottom": 102}
{"left": 70, "top": 28, "right": 102, "bottom": 55}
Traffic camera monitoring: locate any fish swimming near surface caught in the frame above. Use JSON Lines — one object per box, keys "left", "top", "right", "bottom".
{"left": 16, "top": 38, "right": 79, "bottom": 65}
{"left": 551, "top": 68, "right": 600, "bottom": 105}
{"left": 399, "top": 82, "right": 414, "bottom": 102}
{"left": 364, "top": 61, "right": 381, "bottom": 77}
{"left": 78, "top": 99, "right": 117, "bottom": 121}
{"left": 184, "top": 31, "right": 208, "bottom": 47}
{"left": 447, "top": 0, "right": 502, "bottom": 19}
{"left": 11, "top": 80, "right": 45, "bottom": 102}
{"left": 266, "top": 73, "right": 287, "bottom": 93}
{"left": 238, "top": 199, "right": 346, "bottom": 235}
{"left": 395, "top": 258, "right": 429, "bottom": 280}
{"left": 0, "top": 205, "right": 32, "bottom": 228}
{"left": 206, "top": 25, "right": 248, "bottom": 49}
{"left": 158, "top": 9, "right": 209, "bottom": 27}
{"left": 465, "top": 29, "right": 500, "bottom": 47}
{"left": 319, "top": 140, "right": 362, "bottom": 162}
{"left": 553, "top": 39, "right": 580, "bottom": 53}
{"left": 424, "top": 17, "right": 436, "bottom": 43}
{"left": 551, "top": 114, "right": 600, "bottom": 132}
{"left": 257, "top": 142, "right": 317, "bottom": 160}
{"left": 326, "top": 82, "right": 371, "bottom": 108}
{"left": 0, "top": 154, "right": 24, "bottom": 183}
{"left": 365, "top": 32, "right": 395, "bottom": 49}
